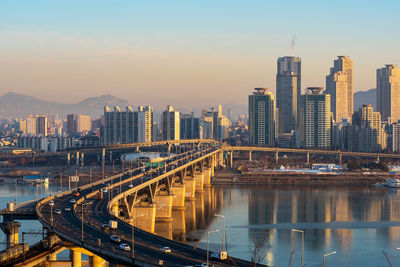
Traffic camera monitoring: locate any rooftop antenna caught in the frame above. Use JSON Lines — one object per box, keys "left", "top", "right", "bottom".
{"left": 291, "top": 35, "right": 296, "bottom": 56}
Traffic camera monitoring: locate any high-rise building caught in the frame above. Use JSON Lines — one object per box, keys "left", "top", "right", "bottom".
{"left": 299, "top": 87, "right": 331, "bottom": 149}
{"left": 162, "top": 105, "right": 180, "bottom": 141}
{"left": 248, "top": 88, "right": 276, "bottom": 146}
{"left": 276, "top": 56, "right": 301, "bottom": 133}
{"left": 36, "top": 115, "right": 48, "bottom": 136}
{"left": 26, "top": 115, "right": 37, "bottom": 135}
{"left": 76, "top": 114, "right": 92, "bottom": 133}
{"left": 103, "top": 106, "right": 153, "bottom": 144}
{"left": 66, "top": 114, "right": 75, "bottom": 134}
{"left": 181, "top": 113, "right": 201, "bottom": 140}
{"left": 136, "top": 106, "right": 153, "bottom": 143}
{"left": 392, "top": 121, "right": 400, "bottom": 152}
{"left": 212, "top": 105, "right": 231, "bottom": 141}
{"left": 377, "top": 64, "right": 400, "bottom": 122}
{"left": 326, "top": 56, "right": 353, "bottom": 123}
{"left": 349, "top": 104, "right": 383, "bottom": 152}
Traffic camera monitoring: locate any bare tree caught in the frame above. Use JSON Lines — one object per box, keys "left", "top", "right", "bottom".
{"left": 249, "top": 232, "right": 269, "bottom": 266}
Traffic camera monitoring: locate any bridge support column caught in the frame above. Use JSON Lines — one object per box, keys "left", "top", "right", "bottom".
{"left": 111, "top": 202, "right": 119, "bottom": 217}
{"left": 230, "top": 151, "right": 233, "bottom": 168}
{"left": 184, "top": 178, "right": 196, "bottom": 201}
{"left": 89, "top": 254, "right": 105, "bottom": 267}
{"left": 171, "top": 184, "right": 186, "bottom": 209}
{"left": 70, "top": 250, "right": 82, "bottom": 267}
{"left": 132, "top": 204, "right": 156, "bottom": 233}
{"left": 80, "top": 152, "right": 84, "bottom": 167}
{"left": 275, "top": 151, "right": 279, "bottom": 164}
{"left": 306, "top": 152, "right": 310, "bottom": 165}
{"left": 194, "top": 172, "right": 204, "bottom": 193}
{"left": 210, "top": 157, "right": 215, "bottom": 177}
{"left": 0, "top": 221, "right": 20, "bottom": 248}
{"left": 339, "top": 154, "right": 342, "bottom": 165}
{"left": 218, "top": 152, "right": 224, "bottom": 167}
{"left": 203, "top": 167, "right": 211, "bottom": 188}
{"left": 249, "top": 150, "right": 252, "bottom": 161}
{"left": 172, "top": 209, "right": 186, "bottom": 240}
{"left": 155, "top": 193, "right": 172, "bottom": 221}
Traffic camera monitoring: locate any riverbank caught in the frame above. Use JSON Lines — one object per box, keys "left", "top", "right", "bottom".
{"left": 212, "top": 167, "right": 390, "bottom": 185}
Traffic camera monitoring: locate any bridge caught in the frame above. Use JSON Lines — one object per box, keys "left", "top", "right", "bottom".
{"left": 2, "top": 142, "right": 259, "bottom": 266}
{"left": 2, "top": 140, "right": 400, "bottom": 266}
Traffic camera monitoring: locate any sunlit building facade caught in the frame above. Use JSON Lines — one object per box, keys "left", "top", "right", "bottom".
{"left": 377, "top": 64, "right": 400, "bottom": 122}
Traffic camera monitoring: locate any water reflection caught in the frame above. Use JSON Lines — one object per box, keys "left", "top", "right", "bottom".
{"left": 158, "top": 185, "right": 400, "bottom": 266}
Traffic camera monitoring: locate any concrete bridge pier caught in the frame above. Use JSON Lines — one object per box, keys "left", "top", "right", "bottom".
{"left": 111, "top": 202, "right": 119, "bottom": 217}
{"left": 155, "top": 192, "right": 173, "bottom": 222}
{"left": 306, "top": 152, "right": 310, "bottom": 165}
{"left": 203, "top": 167, "right": 211, "bottom": 188}
{"left": 184, "top": 178, "right": 196, "bottom": 201}
{"left": 70, "top": 250, "right": 82, "bottom": 267}
{"left": 132, "top": 203, "right": 156, "bottom": 233}
{"left": 210, "top": 157, "right": 215, "bottom": 177}
{"left": 229, "top": 151, "right": 233, "bottom": 168}
{"left": 249, "top": 150, "right": 252, "bottom": 161}
{"left": 89, "top": 254, "right": 106, "bottom": 267}
{"left": 171, "top": 184, "right": 186, "bottom": 209}
{"left": 80, "top": 152, "right": 84, "bottom": 167}
{"left": 0, "top": 221, "right": 20, "bottom": 248}
{"left": 194, "top": 172, "right": 204, "bottom": 193}
{"left": 275, "top": 151, "right": 279, "bottom": 164}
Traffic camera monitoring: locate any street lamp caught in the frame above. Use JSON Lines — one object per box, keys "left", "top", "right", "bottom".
{"left": 207, "top": 230, "right": 219, "bottom": 266}
{"left": 292, "top": 229, "right": 304, "bottom": 267}
{"left": 214, "top": 214, "right": 226, "bottom": 252}
{"left": 81, "top": 202, "right": 92, "bottom": 242}
{"left": 323, "top": 251, "right": 336, "bottom": 267}
{"left": 131, "top": 214, "right": 144, "bottom": 259}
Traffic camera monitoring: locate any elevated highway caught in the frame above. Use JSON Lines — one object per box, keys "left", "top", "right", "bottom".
{"left": 35, "top": 144, "right": 260, "bottom": 266}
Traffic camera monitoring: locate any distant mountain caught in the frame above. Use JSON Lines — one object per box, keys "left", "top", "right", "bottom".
{"left": 354, "top": 88, "right": 376, "bottom": 111}
{"left": 0, "top": 92, "right": 129, "bottom": 119}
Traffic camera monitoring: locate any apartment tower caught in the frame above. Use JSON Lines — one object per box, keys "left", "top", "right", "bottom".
{"left": 248, "top": 88, "right": 276, "bottom": 146}
{"left": 326, "top": 56, "right": 353, "bottom": 123}
{"left": 377, "top": 64, "right": 400, "bottom": 122}
{"left": 276, "top": 56, "right": 301, "bottom": 133}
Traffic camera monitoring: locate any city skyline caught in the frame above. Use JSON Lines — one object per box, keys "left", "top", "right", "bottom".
{"left": 1, "top": 1, "right": 399, "bottom": 106}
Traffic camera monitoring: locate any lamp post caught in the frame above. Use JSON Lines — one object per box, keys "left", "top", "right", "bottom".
{"left": 292, "top": 229, "right": 304, "bottom": 267}
{"left": 131, "top": 214, "right": 144, "bottom": 259}
{"left": 207, "top": 230, "right": 219, "bottom": 266}
{"left": 81, "top": 202, "right": 92, "bottom": 242}
{"left": 214, "top": 214, "right": 226, "bottom": 252}
{"left": 323, "top": 251, "right": 336, "bottom": 267}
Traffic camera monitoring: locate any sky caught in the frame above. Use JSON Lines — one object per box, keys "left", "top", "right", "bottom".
{"left": 0, "top": 0, "right": 399, "bottom": 108}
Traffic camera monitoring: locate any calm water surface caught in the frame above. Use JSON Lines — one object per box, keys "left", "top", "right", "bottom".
{"left": 193, "top": 185, "right": 400, "bottom": 267}
{"left": 2, "top": 181, "right": 400, "bottom": 266}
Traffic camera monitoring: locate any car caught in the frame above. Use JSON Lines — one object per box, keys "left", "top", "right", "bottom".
{"left": 64, "top": 207, "right": 71, "bottom": 212}
{"left": 110, "top": 235, "right": 121, "bottom": 243}
{"left": 69, "top": 199, "right": 76, "bottom": 204}
{"left": 119, "top": 243, "right": 130, "bottom": 251}
{"left": 49, "top": 200, "right": 54, "bottom": 206}
{"left": 128, "top": 183, "right": 134, "bottom": 188}
{"left": 55, "top": 209, "right": 61, "bottom": 214}
{"left": 74, "top": 191, "right": 80, "bottom": 197}
{"left": 102, "top": 188, "right": 108, "bottom": 193}
{"left": 101, "top": 223, "right": 110, "bottom": 230}
{"left": 160, "top": 246, "right": 171, "bottom": 253}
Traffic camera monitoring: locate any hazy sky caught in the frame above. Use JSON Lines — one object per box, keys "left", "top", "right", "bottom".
{"left": 0, "top": 0, "right": 399, "bottom": 108}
